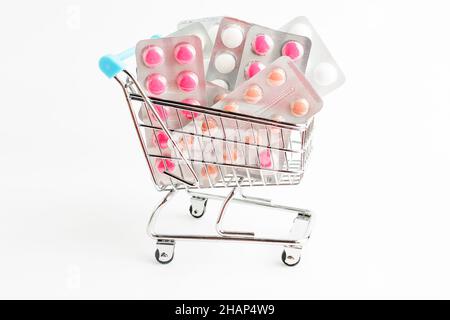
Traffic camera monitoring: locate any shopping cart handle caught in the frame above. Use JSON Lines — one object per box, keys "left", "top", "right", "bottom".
{"left": 99, "top": 34, "right": 161, "bottom": 78}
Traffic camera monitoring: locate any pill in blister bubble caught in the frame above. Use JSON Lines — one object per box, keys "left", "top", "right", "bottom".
{"left": 223, "top": 148, "right": 239, "bottom": 162}
{"left": 290, "top": 98, "right": 310, "bottom": 117}
{"left": 142, "top": 45, "right": 164, "bottom": 67}
{"left": 223, "top": 101, "right": 239, "bottom": 112}
{"left": 258, "top": 149, "right": 272, "bottom": 168}
{"left": 153, "top": 131, "right": 169, "bottom": 149}
{"left": 221, "top": 25, "right": 244, "bottom": 48}
{"left": 281, "top": 41, "right": 304, "bottom": 61}
{"left": 252, "top": 34, "right": 273, "bottom": 56}
{"left": 178, "top": 135, "right": 195, "bottom": 150}
{"left": 245, "top": 61, "right": 265, "bottom": 79}
{"left": 146, "top": 73, "right": 167, "bottom": 95}
{"left": 174, "top": 43, "right": 196, "bottom": 64}
{"left": 214, "top": 52, "right": 236, "bottom": 74}
{"left": 155, "top": 158, "right": 176, "bottom": 173}
{"left": 201, "top": 118, "right": 218, "bottom": 135}
{"left": 177, "top": 71, "right": 199, "bottom": 92}
{"left": 244, "top": 85, "right": 263, "bottom": 104}
{"left": 266, "top": 68, "right": 286, "bottom": 87}
{"left": 148, "top": 104, "right": 170, "bottom": 122}
{"left": 201, "top": 165, "right": 219, "bottom": 180}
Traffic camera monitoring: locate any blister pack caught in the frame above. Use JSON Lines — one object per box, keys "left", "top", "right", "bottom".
{"left": 281, "top": 17, "right": 345, "bottom": 96}
{"left": 234, "top": 25, "right": 311, "bottom": 87}
{"left": 169, "top": 22, "right": 213, "bottom": 69}
{"left": 136, "top": 35, "right": 206, "bottom": 106}
{"left": 212, "top": 57, "right": 322, "bottom": 124}
{"left": 206, "top": 17, "right": 253, "bottom": 91}
{"left": 177, "top": 17, "right": 223, "bottom": 54}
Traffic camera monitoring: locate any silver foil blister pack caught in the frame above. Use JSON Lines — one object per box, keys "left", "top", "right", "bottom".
{"left": 234, "top": 25, "right": 311, "bottom": 87}
{"left": 206, "top": 17, "right": 253, "bottom": 91}
{"left": 212, "top": 57, "right": 323, "bottom": 124}
{"left": 281, "top": 16, "right": 345, "bottom": 96}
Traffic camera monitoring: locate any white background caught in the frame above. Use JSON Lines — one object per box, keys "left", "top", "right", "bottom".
{"left": 0, "top": 0, "right": 449, "bottom": 299}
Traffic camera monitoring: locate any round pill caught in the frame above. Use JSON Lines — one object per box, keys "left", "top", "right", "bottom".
{"left": 223, "top": 148, "right": 239, "bottom": 162}
{"left": 288, "top": 23, "right": 312, "bottom": 38}
{"left": 211, "top": 79, "right": 229, "bottom": 90}
{"left": 178, "top": 135, "right": 194, "bottom": 149}
{"left": 245, "top": 61, "right": 265, "bottom": 79}
{"left": 146, "top": 73, "right": 167, "bottom": 95}
{"left": 258, "top": 149, "right": 272, "bottom": 168}
{"left": 244, "top": 134, "right": 259, "bottom": 145}
{"left": 213, "top": 93, "right": 227, "bottom": 104}
{"left": 155, "top": 158, "right": 176, "bottom": 173}
{"left": 252, "top": 34, "right": 273, "bottom": 56}
{"left": 313, "top": 62, "right": 338, "bottom": 86}
{"left": 221, "top": 25, "right": 244, "bottom": 48}
{"left": 223, "top": 102, "right": 239, "bottom": 112}
{"left": 142, "top": 45, "right": 164, "bottom": 67}
{"left": 201, "top": 165, "right": 219, "bottom": 180}
{"left": 174, "top": 42, "right": 196, "bottom": 64}
{"left": 244, "top": 85, "right": 263, "bottom": 104}
{"left": 267, "top": 68, "right": 286, "bottom": 86}
{"left": 181, "top": 98, "right": 200, "bottom": 120}
{"left": 201, "top": 118, "right": 218, "bottom": 135}
{"left": 281, "top": 41, "right": 304, "bottom": 61}
{"left": 290, "top": 98, "right": 310, "bottom": 117}
{"left": 154, "top": 131, "right": 169, "bottom": 149}
{"left": 177, "top": 71, "right": 199, "bottom": 92}
{"left": 214, "top": 52, "right": 236, "bottom": 74}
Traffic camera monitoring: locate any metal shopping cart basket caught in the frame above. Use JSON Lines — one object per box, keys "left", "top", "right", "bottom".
{"left": 99, "top": 47, "right": 315, "bottom": 267}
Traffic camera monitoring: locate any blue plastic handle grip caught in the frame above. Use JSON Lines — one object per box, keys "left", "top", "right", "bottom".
{"left": 99, "top": 34, "right": 161, "bottom": 78}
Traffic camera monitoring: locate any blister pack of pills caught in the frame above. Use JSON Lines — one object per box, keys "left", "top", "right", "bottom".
{"left": 206, "top": 17, "right": 253, "bottom": 91}
{"left": 177, "top": 17, "right": 223, "bottom": 55}
{"left": 281, "top": 17, "right": 345, "bottom": 96}
{"left": 234, "top": 25, "right": 311, "bottom": 87}
{"left": 212, "top": 57, "right": 323, "bottom": 124}
{"left": 136, "top": 35, "right": 206, "bottom": 103}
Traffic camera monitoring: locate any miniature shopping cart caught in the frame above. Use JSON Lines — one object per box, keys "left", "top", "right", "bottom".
{"left": 99, "top": 46, "right": 315, "bottom": 267}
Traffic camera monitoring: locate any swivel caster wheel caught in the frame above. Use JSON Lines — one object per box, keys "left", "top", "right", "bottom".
{"left": 281, "top": 247, "right": 301, "bottom": 267}
{"left": 189, "top": 197, "right": 208, "bottom": 218}
{"left": 155, "top": 240, "right": 175, "bottom": 264}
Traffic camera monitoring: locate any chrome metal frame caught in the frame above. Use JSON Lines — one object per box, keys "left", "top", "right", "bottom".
{"left": 113, "top": 69, "right": 315, "bottom": 266}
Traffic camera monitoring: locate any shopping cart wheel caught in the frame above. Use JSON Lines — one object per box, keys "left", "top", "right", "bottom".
{"left": 281, "top": 248, "right": 301, "bottom": 267}
{"left": 155, "top": 240, "right": 175, "bottom": 264}
{"left": 189, "top": 197, "right": 208, "bottom": 218}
